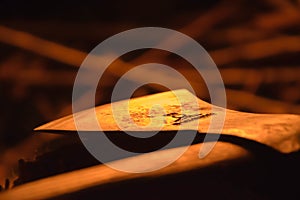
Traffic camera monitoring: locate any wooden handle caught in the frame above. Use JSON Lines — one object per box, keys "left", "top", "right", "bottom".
{"left": 0, "top": 141, "right": 252, "bottom": 200}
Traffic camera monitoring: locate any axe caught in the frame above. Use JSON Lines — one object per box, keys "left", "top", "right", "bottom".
{"left": 0, "top": 89, "right": 299, "bottom": 199}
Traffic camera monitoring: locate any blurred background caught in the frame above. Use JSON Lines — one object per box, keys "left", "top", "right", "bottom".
{"left": 0, "top": 0, "right": 299, "bottom": 187}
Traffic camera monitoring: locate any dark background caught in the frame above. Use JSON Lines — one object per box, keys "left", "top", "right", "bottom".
{"left": 0, "top": 0, "right": 299, "bottom": 185}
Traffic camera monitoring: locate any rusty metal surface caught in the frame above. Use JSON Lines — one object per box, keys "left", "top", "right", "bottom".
{"left": 35, "top": 89, "right": 300, "bottom": 153}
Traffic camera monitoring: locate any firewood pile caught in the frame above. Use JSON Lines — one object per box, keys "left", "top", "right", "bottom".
{"left": 0, "top": 0, "right": 299, "bottom": 198}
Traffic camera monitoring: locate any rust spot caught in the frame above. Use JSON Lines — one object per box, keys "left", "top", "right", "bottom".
{"left": 171, "top": 113, "right": 215, "bottom": 125}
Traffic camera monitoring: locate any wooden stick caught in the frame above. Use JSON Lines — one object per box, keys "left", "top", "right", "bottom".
{"left": 210, "top": 36, "right": 300, "bottom": 66}
{"left": 220, "top": 67, "right": 300, "bottom": 85}
{"left": 0, "top": 25, "right": 86, "bottom": 67}
{"left": 226, "top": 89, "right": 300, "bottom": 114}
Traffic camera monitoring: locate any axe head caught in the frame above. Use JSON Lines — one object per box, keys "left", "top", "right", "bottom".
{"left": 35, "top": 89, "right": 300, "bottom": 153}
